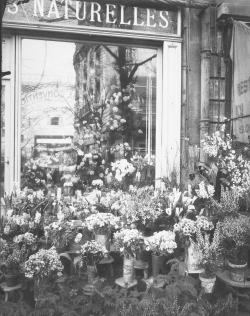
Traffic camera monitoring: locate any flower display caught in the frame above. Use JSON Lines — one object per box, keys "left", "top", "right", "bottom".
{"left": 24, "top": 247, "right": 63, "bottom": 280}
{"left": 144, "top": 231, "right": 177, "bottom": 256}
{"left": 79, "top": 240, "right": 108, "bottom": 266}
{"left": 113, "top": 229, "right": 144, "bottom": 258}
{"left": 84, "top": 212, "right": 120, "bottom": 234}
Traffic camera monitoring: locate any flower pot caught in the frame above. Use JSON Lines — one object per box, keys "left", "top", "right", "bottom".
{"left": 39, "top": 237, "right": 52, "bottom": 250}
{"left": 95, "top": 234, "right": 110, "bottom": 260}
{"left": 123, "top": 256, "right": 135, "bottom": 284}
{"left": 56, "top": 245, "right": 68, "bottom": 254}
{"left": 152, "top": 254, "right": 164, "bottom": 279}
{"left": 5, "top": 271, "right": 19, "bottom": 287}
{"left": 185, "top": 239, "right": 200, "bottom": 271}
{"left": 87, "top": 265, "right": 97, "bottom": 285}
{"left": 228, "top": 260, "right": 247, "bottom": 282}
{"left": 199, "top": 273, "right": 216, "bottom": 293}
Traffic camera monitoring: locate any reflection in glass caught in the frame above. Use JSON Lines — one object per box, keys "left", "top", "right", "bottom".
{"left": 21, "top": 39, "right": 157, "bottom": 192}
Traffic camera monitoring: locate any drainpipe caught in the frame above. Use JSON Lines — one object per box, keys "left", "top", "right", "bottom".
{"left": 181, "top": 7, "right": 189, "bottom": 186}
{"left": 200, "top": 7, "right": 211, "bottom": 163}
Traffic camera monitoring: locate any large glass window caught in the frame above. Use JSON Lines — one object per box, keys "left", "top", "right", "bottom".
{"left": 21, "top": 39, "right": 157, "bottom": 192}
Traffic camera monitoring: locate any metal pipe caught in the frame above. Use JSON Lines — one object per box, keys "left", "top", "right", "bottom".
{"left": 200, "top": 8, "right": 211, "bottom": 163}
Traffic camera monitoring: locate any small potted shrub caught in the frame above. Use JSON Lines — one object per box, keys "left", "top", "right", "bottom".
{"left": 217, "top": 215, "right": 250, "bottom": 282}
{"left": 144, "top": 230, "right": 177, "bottom": 281}
{"left": 79, "top": 240, "right": 107, "bottom": 284}
{"left": 194, "top": 227, "right": 220, "bottom": 293}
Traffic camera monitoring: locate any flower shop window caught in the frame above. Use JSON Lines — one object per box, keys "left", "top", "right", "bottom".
{"left": 20, "top": 38, "right": 159, "bottom": 191}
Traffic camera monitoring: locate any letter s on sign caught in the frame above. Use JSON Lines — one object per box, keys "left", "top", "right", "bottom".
{"left": 8, "top": 3, "right": 18, "bottom": 14}
{"left": 159, "top": 11, "right": 169, "bottom": 28}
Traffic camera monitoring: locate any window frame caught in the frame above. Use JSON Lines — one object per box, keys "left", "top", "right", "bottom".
{"left": 2, "top": 13, "right": 182, "bottom": 190}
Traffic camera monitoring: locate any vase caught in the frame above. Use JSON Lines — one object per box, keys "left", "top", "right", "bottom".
{"left": 87, "top": 265, "right": 97, "bottom": 285}
{"left": 228, "top": 260, "right": 247, "bottom": 282}
{"left": 123, "top": 256, "right": 135, "bottom": 284}
{"left": 39, "top": 237, "right": 52, "bottom": 250}
{"left": 185, "top": 239, "right": 200, "bottom": 271}
{"left": 5, "top": 271, "right": 19, "bottom": 287}
{"left": 199, "top": 273, "right": 216, "bottom": 293}
{"left": 152, "top": 254, "right": 164, "bottom": 279}
{"left": 95, "top": 233, "right": 110, "bottom": 260}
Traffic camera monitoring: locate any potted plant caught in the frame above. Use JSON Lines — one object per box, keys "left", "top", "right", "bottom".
{"left": 79, "top": 240, "right": 107, "bottom": 284}
{"left": 24, "top": 247, "right": 64, "bottom": 298}
{"left": 174, "top": 216, "right": 214, "bottom": 271}
{"left": 0, "top": 238, "right": 21, "bottom": 287}
{"left": 217, "top": 215, "right": 250, "bottom": 282}
{"left": 44, "top": 220, "right": 81, "bottom": 253}
{"left": 113, "top": 228, "right": 144, "bottom": 284}
{"left": 194, "top": 227, "right": 220, "bottom": 293}
{"left": 84, "top": 212, "right": 120, "bottom": 260}
{"left": 144, "top": 230, "right": 177, "bottom": 280}
{"left": 13, "top": 232, "right": 38, "bottom": 262}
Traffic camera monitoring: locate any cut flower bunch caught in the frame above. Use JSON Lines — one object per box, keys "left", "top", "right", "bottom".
{"left": 84, "top": 212, "right": 120, "bottom": 234}
{"left": 144, "top": 230, "right": 177, "bottom": 256}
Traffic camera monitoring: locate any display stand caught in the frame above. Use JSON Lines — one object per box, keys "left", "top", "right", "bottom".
{"left": 144, "top": 277, "right": 165, "bottom": 289}
{"left": 216, "top": 269, "right": 250, "bottom": 288}
{"left": 0, "top": 282, "right": 23, "bottom": 302}
{"left": 134, "top": 262, "right": 149, "bottom": 280}
{"left": 115, "top": 277, "right": 138, "bottom": 291}
{"left": 98, "top": 256, "right": 114, "bottom": 278}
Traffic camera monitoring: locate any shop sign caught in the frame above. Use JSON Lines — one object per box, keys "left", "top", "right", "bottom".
{"left": 230, "top": 21, "right": 250, "bottom": 143}
{"left": 4, "top": 0, "right": 178, "bottom": 35}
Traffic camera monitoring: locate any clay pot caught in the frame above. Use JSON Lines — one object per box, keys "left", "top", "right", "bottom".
{"left": 228, "top": 260, "right": 247, "bottom": 282}
{"left": 199, "top": 273, "right": 216, "bottom": 293}
{"left": 5, "top": 271, "right": 19, "bottom": 287}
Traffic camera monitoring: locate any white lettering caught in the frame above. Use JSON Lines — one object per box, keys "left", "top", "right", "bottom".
{"left": 90, "top": 2, "right": 101, "bottom": 22}
{"left": 7, "top": 3, "right": 18, "bottom": 14}
{"left": 159, "top": 11, "right": 169, "bottom": 28}
{"left": 48, "top": 0, "right": 60, "bottom": 18}
{"left": 134, "top": 7, "right": 144, "bottom": 26}
{"left": 147, "top": 9, "right": 156, "bottom": 27}
{"left": 106, "top": 4, "right": 117, "bottom": 24}
{"left": 63, "top": 0, "right": 72, "bottom": 19}
{"left": 75, "top": 1, "right": 86, "bottom": 20}
{"left": 120, "top": 5, "right": 131, "bottom": 25}
{"left": 34, "top": 0, "right": 44, "bottom": 17}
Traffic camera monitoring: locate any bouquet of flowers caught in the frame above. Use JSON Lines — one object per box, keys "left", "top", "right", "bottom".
{"left": 174, "top": 216, "right": 214, "bottom": 241}
{"left": 113, "top": 229, "right": 145, "bottom": 258}
{"left": 111, "top": 159, "right": 135, "bottom": 182}
{"left": 24, "top": 247, "right": 63, "bottom": 280}
{"left": 44, "top": 221, "right": 80, "bottom": 248}
{"left": 212, "top": 186, "right": 240, "bottom": 218}
{"left": 144, "top": 231, "right": 177, "bottom": 256}
{"left": 194, "top": 227, "right": 220, "bottom": 278}
{"left": 79, "top": 240, "right": 108, "bottom": 266}
{"left": 195, "top": 181, "right": 215, "bottom": 216}
{"left": 84, "top": 212, "right": 120, "bottom": 234}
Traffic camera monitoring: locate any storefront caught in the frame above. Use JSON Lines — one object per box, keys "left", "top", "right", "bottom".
{"left": 1, "top": 0, "right": 183, "bottom": 198}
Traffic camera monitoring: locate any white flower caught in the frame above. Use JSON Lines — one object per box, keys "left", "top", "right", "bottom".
{"left": 75, "top": 233, "right": 82, "bottom": 243}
